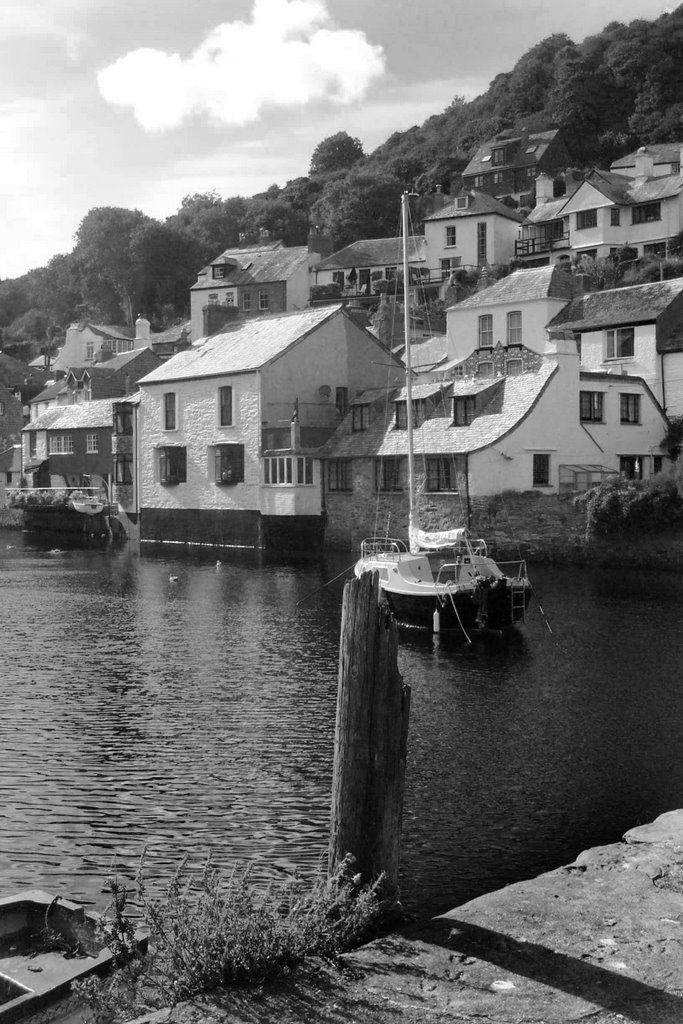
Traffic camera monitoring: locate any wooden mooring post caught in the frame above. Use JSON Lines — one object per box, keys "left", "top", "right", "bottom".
{"left": 328, "top": 571, "right": 411, "bottom": 898}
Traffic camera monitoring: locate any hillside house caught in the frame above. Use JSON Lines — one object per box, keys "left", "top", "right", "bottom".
{"left": 462, "top": 128, "right": 572, "bottom": 205}
{"left": 559, "top": 157, "right": 683, "bottom": 262}
{"left": 311, "top": 236, "right": 428, "bottom": 302}
{"left": 135, "top": 304, "right": 404, "bottom": 553}
{"left": 190, "top": 236, "right": 325, "bottom": 341}
{"left": 321, "top": 333, "right": 668, "bottom": 551}
{"left": 611, "top": 142, "right": 683, "bottom": 179}
{"left": 547, "top": 277, "right": 683, "bottom": 416}
{"left": 424, "top": 191, "right": 524, "bottom": 280}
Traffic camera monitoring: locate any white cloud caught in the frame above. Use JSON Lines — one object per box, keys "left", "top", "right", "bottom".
{"left": 97, "top": 0, "right": 385, "bottom": 132}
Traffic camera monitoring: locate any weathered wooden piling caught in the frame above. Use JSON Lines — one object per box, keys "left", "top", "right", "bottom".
{"left": 328, "top": 571, "right": 411, "bottom": 897}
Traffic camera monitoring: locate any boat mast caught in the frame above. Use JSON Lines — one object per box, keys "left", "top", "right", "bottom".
{"left": 402, "top": 191, "right": 417, "bottom": 550}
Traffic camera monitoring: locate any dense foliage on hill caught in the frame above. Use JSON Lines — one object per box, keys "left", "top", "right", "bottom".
{"left": 3, "top": 5, "right": 683, "bottom": 363}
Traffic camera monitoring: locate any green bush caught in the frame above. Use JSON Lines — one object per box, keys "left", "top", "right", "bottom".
{"left": 575, "top": 471, "right": 683, "bottom": 538}
{"left": 75, "top": 853, "right": 386, "bottom": 1022}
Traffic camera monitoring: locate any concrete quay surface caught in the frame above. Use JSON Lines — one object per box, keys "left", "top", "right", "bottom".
{"left": 133, "top": 809, "right": 683, "bottom": 1024}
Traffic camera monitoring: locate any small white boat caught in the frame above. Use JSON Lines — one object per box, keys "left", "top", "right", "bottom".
{"left": 70, "top": 491, "right": 105, "bottom": 516}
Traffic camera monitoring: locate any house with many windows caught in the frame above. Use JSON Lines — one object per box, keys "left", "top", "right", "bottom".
{"left": 611, "top": 142, "right": 683, "bottom": 179}
{"left": 547, "top": 276, "right": 683, "bottom": 416}
{"left": 321, "top": 330, "right": 668, "bottom": 550}
{"left": 22, "top": 399, "right": 115, "bottom": 493}
{"left": 461, "top": 127, "right": 572, "bottom": 205}
{"left": 423, "top": 192, "right": 524, "bottom": 281}
{"left": 310, "top": 236, "right": 428, "bottom": 301}
{"left": 556, "top": 156, "right": 683, "bottom": 262}
{"left": 52, "top": 321, "right": 141, "bottom": 372}
{"left": 190, "top": 236, "right": 325, "bottom": 341}
{"left": 135, "top": 304, "right": 403, "bottom": 553}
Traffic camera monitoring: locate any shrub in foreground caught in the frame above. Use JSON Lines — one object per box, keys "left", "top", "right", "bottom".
{"left": 574, "top": 470, "right": 683, "bottom": 538}
{"left": 76, "top": 853, "right": 385, "bottom": 1022}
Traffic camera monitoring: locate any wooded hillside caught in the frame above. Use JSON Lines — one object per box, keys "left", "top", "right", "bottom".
{"left": 3, "top": 4, "right": 683, "bottom": 363}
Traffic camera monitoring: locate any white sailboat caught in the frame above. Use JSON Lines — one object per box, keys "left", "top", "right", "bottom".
{"left": 354, "top": 191, "right": 532, "bottom": 634}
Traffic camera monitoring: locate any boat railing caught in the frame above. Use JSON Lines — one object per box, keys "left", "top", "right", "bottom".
{"left": 496, "top": 559, "right": 528, "bottom": 581}
{"left": 360, "top": 537, "right": 409, "bottom": 557}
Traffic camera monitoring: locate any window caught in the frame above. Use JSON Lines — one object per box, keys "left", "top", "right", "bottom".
{"left": 163, "top": 392, "right": 176, "bottom": 430}
{"left": 620, "top": 393, "right": 640, "bottom": 424}
{"left": 492, "top": 147, "right": 506, "bottom": 165}
{"left": 86, "top": 433, "right": 98, "bottom": 453}
{"left": 478, "top": 314, "right": 493, "bottom": 348}
{"left": 0, "top": 401, "right": 4, "bottom": 415}
{"left": 225, "top": 292, "right": 235, "bottom": 306}
{"left": 395, "top": 399, "right": 424, "bottom": 429}
{"left": 576, "top": 209, "right": 597, "bottom": 230}
{"left": 115, "top": 454, "right": 133, "bottom": 485}
{"left": 507, "top": 310, "right": 522, "bottom": 346}
{"left": 264, "top": 455, "right": 312, "bottom": 485}
{"left": 242, "top": 292, "right": 252, "bottom": 312}
{"left": 632, "top": 202, "right": 661, "bottom": 224}
{"left": 114, "top": 405, "right": 133, "bottom": 435}
{"left": 477, "top": 361, "right": 494, "bottom": 377}
{"left": 258, "top": 289, "right": 269, "bottom": 311}
{"left": 332, "top": 270, "right": 344, "bottom": 287}
{"left": 328, "top": 460, "right": 351, "bottom": 491}
{"left": 576, "top": 334, "right": 582, "bottom": 362}
{"left": 215, "top": 443, "right": 245, "bottom": 484}
{"left": 620, "top": 456, "right": 642, "bottom": 479}
{"left": 49, "top": 434, "right": 73, "bottom": 454}
{"left": 352, "top": 404, "right": 369, "bottom": 432}
{"left": 445, "top": 225, "right": 456, "bottom": 247}
{"left": 441, "top": 257, "right": 461, "bottom": 278}
{"left": 385, "top": 266, "right": 397, "bottom": 279}
{"left": 473, "top": 174, "right": 485, "bottom": 187}
{"left": 375, "top": 458, "right": 401, "bottom": 492}
{"left": 213, "top": 265, "right": 226, "bottom": 279}
{"left": 219, "top": 386, "right": 233, "bottom": 426}
{"left": 493, "top": 171, "right": 504, "bottom": 184}
{"left": 335, "top": 387, "right": 348, "bottom": 418}
{"left": 453, "top": 396, "right": 476, "bottom": 426}
{"left": 580, "top": 391, "right": 604, "bottom": 422}
{"left": 456, "top": 196, "right": 468, "bottom": 210}
{"left": 644, "top": 242, "right": 666, "bottom": 258}
{"left": 606, "top": 327, "right": 634, "bottom": 359}
{"left": 159, "top": 446, "right": 186, "bottom": 484}
{"left": 86, "top": 342, "right": 94, "bottom": 360}
{"left": 526, "top": 164, "right": 536, "bottom": 178}
{"left": 29, "top": 431, "right": 37, "bottom": 458}
{"left": 426, "top": 458, "right": 454, "bottom": 492}
{"left": 477, "top": 222, "right": 487, "bottom": 265}
{"left": 653, "top": 455, "right": 663, "bottom": 474}
{"left": 506, "top": 359, "right": 523, "bottom": 375}
{"left": 533, "top": 453, "right": 550, "bottom": 486}
{"left": 610, "top": 208, "right": 621, "bottom": 226}
{"left": 112, "top": 339, "right": 133, "bottom": 355}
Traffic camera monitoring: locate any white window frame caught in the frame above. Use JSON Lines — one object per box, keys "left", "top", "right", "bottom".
{"left": 86, "top": 433, "right": 99, "bottom": 453}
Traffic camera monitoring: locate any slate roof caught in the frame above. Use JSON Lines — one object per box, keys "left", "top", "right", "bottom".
{"left": 425, "top": 192, "right": 524, "bottom": 223}
{"left": 323, "top": 363, "right": 557, "bottom": 459}
{"left": 193, "top": 243, "right": 310, "bottom": 290}
{"left": 463, "top": 129, "right": 559, "bottom": 178}
{"left": 525, "top": 198, "right": 569, "bottom": 224}
{"left": 31, "top": 380, "right": 68, "bottom": 404}
{"left": 451, "top": 266, "right": 578, "bottom": 311}
{"left": 314, "top": 236, "right": 426, "bottom": 271}
{"left": 83, "top": 323, "right": 132, "bottom": 341}
{"left": 579, "top": 169, "right": 683, "bottom": 206}
{"left": 611, "top": 143, "right": 683, "bottom": 171}
{"left": 139, "top": 305, "right": 357, "bottom": 384}
{"left": 548, "top": 278, "right": 683, "bottom": 332}
{"left": 400, "top": 335, "right": 450, "bottom": 371}
{"left": 25, "top": 398, "right": 114, "bottom": 432}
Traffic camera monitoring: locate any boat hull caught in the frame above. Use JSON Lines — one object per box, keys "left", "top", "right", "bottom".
{"left": 382, "top": 577, "right": 532, "bottom": 632}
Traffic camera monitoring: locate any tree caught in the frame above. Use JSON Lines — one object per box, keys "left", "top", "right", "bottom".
{"left": 74, "top": 207, "right": 155, "bottom": 329}
{"left": 309, "top": 132, "right": 365, "bottom": 176}
{"left": 166, "top": 193, "right": 248, "bottom": 265}
{"left": 310, "top": 170, "right": 405, "bottom": 251}
{"left": 2, "top": 308, "right": 52, "bottom": 362}
{"left": 130, "top": 222, "right": 202, "bottom": 324}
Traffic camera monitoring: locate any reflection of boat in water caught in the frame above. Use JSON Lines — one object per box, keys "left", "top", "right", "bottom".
{"left": 70, "top": 491, "right": 105, "bottom": 516}
{"left": 354, "top": 192, "right": 532, "bottom": 635}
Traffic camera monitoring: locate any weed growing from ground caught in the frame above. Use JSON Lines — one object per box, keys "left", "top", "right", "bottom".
{"left": 75, "top": 852, "right": 386, "bottom": 1022}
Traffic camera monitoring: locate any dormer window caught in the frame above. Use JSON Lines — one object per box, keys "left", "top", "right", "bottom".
{"left": 395, "top": 398, "right": 425, "bottom": 429}
{"left": 492, "top": 147, "right": 506, "bottom": 166}
{"left": 213, "top": 266, "right": 227, "bottom": 279}
{"left": 456, "top": 196, "right": 468, "bottom": 210}
{"left": 453, "top": 396, "right": 476, "bottom": 426}
{"left": 352, "top": 404, "right": 369, "bottom": 432}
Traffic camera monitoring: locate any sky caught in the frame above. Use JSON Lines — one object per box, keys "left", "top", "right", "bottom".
{"left": 0, "top": 0, "right": 675, "bottom": 279}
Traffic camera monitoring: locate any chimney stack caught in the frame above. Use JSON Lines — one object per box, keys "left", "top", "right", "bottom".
{"left": 534, "top": 172, "right": 554, "bottom": 206}
{"left": 634, "top": 146, "right": 654, "bottom": 183}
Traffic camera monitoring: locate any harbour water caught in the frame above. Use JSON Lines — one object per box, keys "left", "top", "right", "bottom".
{"left": 2, "top": 528, "right": 683, "bottom": 917}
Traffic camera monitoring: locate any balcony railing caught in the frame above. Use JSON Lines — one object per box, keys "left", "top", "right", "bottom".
{"left": 310, "top": 266, "right": 479, "bottom": 303}
{"left": 515, "top": 233, "right": 569, "bottom": 257}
